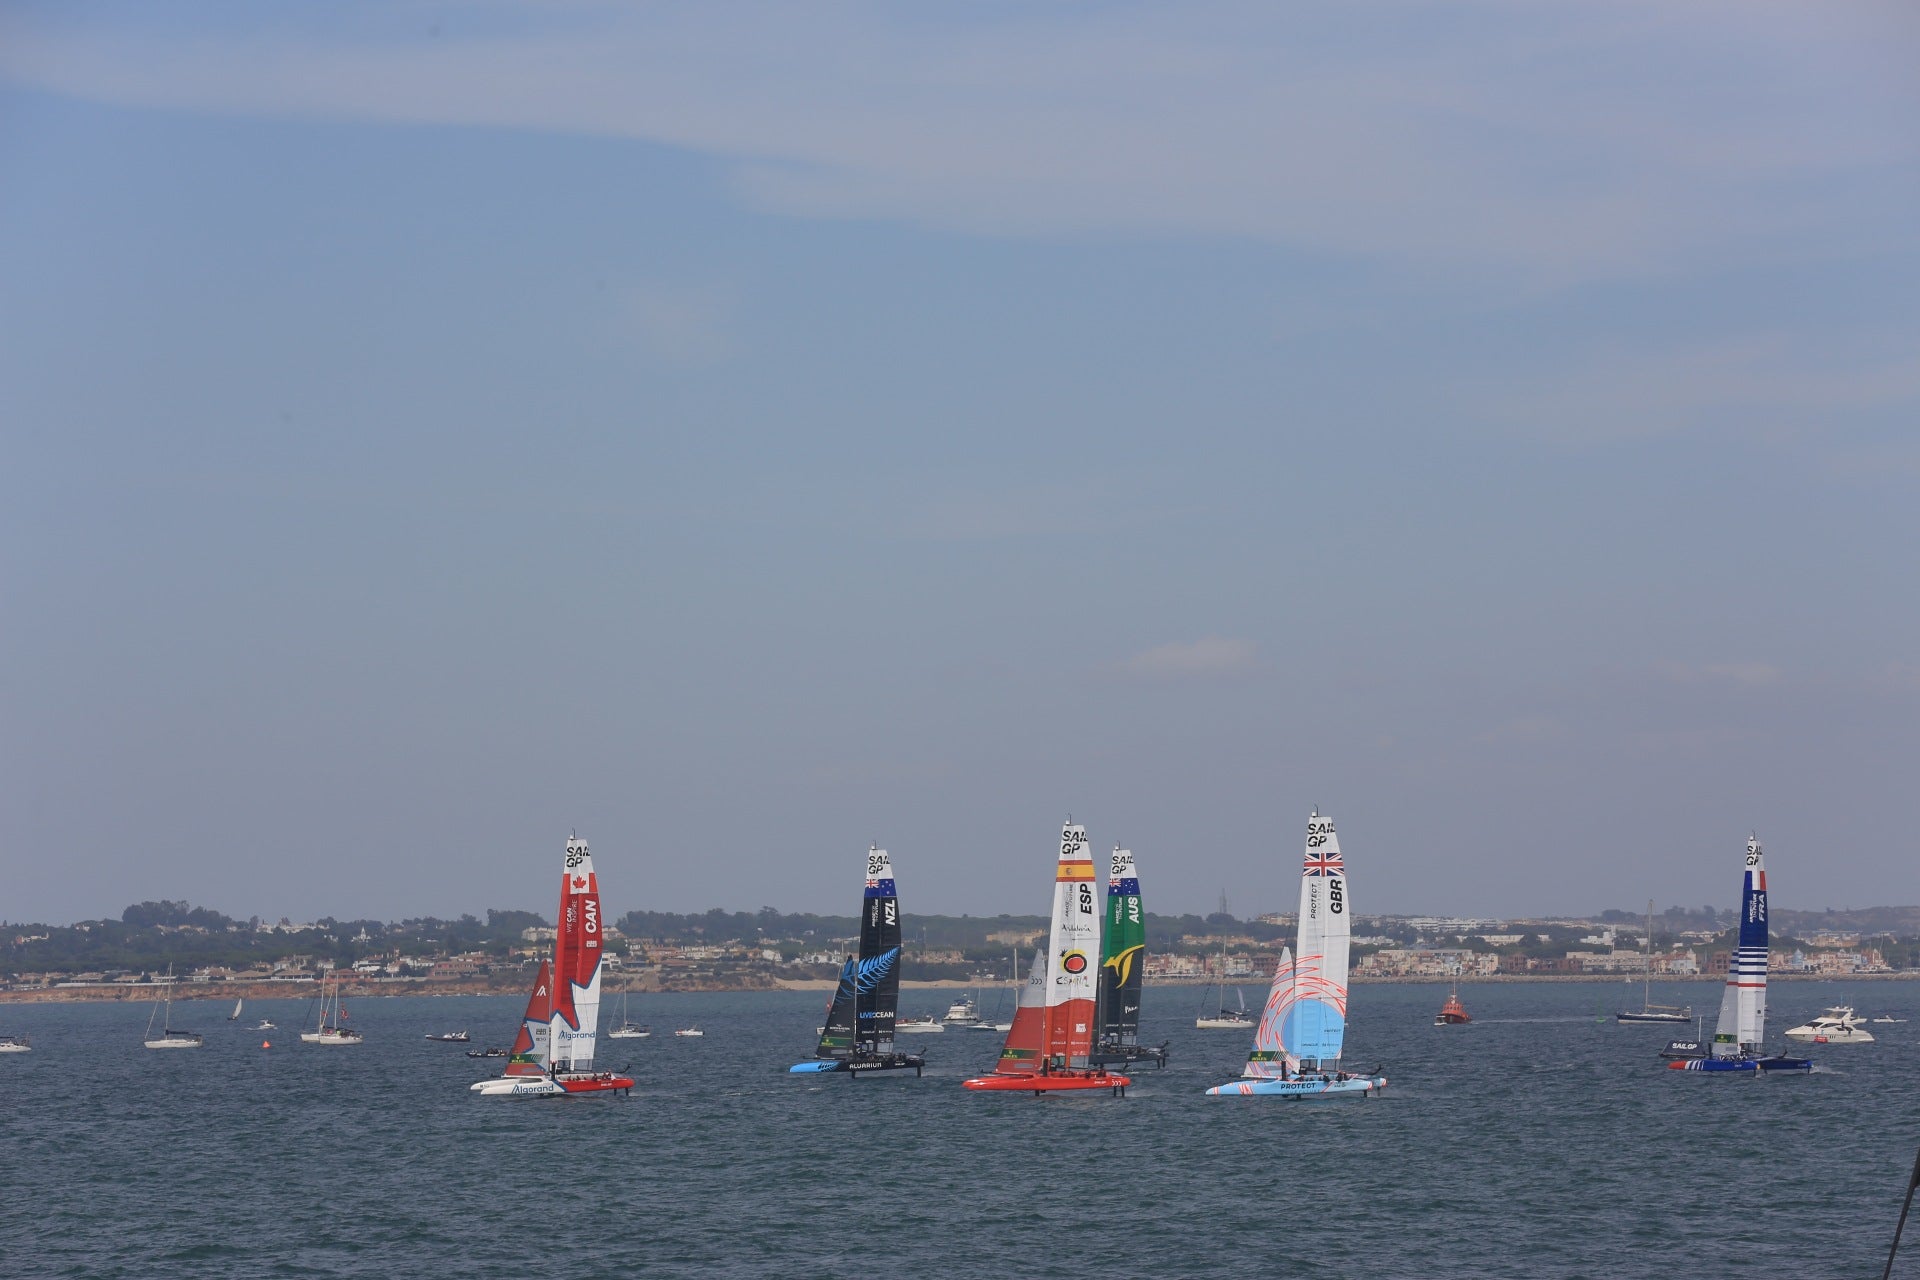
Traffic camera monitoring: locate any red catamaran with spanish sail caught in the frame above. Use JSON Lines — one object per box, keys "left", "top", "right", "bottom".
{"left": 963, "top": 821, "right": 1131, "bottom": 1096}
{"left": 472, "top": 834, "right": 634, "bottom": 1098}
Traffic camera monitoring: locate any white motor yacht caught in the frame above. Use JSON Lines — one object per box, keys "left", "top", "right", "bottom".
{"left": 893, "top": 1015, "right": 945, "bottom": 1034}
{"left": 1784, "top": 1006, "right": 1875, "bottom": 1044}
{"left": 942, "top": 995, "right": 981, "bottom": 1025}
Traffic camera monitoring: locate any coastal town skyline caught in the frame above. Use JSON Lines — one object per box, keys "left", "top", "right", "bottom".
{"left": 0, "top": 820, "right": 1908, "bottom": 927}
{"left": 7, "top": 895, "right": 1910, "bottom": 998}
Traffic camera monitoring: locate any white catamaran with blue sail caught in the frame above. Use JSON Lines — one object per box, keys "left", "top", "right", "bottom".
{"left": 1207, "top": 809, "right": 1386, "bottom": 1099}
{"left": 1669, "top": 834, "right": 1809, "bottom": 1074}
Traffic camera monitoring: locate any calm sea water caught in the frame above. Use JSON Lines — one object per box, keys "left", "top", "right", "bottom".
{"left": 3, "top": 980, "right": 1916, "bottom": 1279}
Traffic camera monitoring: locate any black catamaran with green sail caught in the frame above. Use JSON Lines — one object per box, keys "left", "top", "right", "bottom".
{"left": 1088, "top": 846, "right": 1168, "bottom": 1069}
{"left": 789, "top": 845, "right": 925, "bottom": 1076}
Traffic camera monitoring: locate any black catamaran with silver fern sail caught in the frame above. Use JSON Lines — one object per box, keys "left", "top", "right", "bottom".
{"left": 789, "top": 845, "right": 925, "bottom": 1076}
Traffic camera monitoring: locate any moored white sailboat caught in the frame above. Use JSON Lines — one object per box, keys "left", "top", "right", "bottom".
{"left": 1207, "top": 810, "right": 1386, "bottom": 1099}
{"left": 472, "top": 834, "right": 634, "bottom": 1097}
{"left": 1196, "top": 943, "right": 1253, "bottom": 1029}
{"left": 1617, "top": 900, "right": 1691, "bottom": 1024}
{"left": 1670, "top": 834, "right": 1809, "bottom": 1074}
{"left": 300, "top": 975, "right": 362, "bottom": 1045}
{"left": 142, "top": 966, "right": 203, "bottom": 1050}
{"left": 963, "top": 820, "right": 1129, "bottom": 1095}
{"left": 975, "top": 947, "right": 1020, "bottom": 1031}
{"left": 607, "top": 985, "right": 650, "bottom": 1039}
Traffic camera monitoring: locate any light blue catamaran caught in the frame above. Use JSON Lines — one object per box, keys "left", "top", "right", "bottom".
{"left": 1207, "top": 809, "right": 1386, "bottom": 1100}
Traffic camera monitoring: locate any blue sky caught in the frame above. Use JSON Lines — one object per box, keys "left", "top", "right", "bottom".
{"left": 3, "top": 1, "right": 1916, "bottom": 925}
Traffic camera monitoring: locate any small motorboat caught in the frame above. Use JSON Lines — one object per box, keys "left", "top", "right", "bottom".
{"left": 251, "top": 1019, "right": 277, "bottom": 1031}
{"left": 894, "top": 1015, "right": 945, "bottom": 1034}
{"left": 1871, "top": 1016, "right": 1907, "bottom": 1024}
{"left": 1784, "top": 1006, "right": 1875, "bottom": 1044}
{"left": 674, "top": 1027, "right": 705, "bottom": 1038}
{"left": 424, "top": 1030, "right": 472, "bottom": 1043}
{"left": 467, "top": 1047, "right": 509, "bottom": 1059}
{"left": 0, "top": 1031, "right": 30, "bottom": 1054}
{"left": 1433, "top": 981, "right": 1471, "bottom": 1025}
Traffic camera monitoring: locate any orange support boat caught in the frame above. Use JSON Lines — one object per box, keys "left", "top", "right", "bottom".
{"left": 1434, "top": 981, "right": 1471, "bottom": 1025}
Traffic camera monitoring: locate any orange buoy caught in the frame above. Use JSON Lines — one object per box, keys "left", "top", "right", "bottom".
{"left": 262, "top": 1040, "right": 271, "bottom": 1049}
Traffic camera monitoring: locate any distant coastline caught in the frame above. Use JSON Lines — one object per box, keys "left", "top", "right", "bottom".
{"left": 4, "top": 969, "right": 1913, "bottom": 1003}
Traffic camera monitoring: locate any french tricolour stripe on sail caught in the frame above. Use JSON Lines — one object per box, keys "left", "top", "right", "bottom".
{"left": 1711, "top": 834, "right": 1770, "bottom": 1058}
{"left": 1242, "top": 946, "right": 1298, "bottom": 1078}
{"left": 1045, "top": 822, "right": 1100, "bottom": 1068}
{"left": 1288, "top": 810, "right": 1350, "bottom": 1067}
{"left": 548, "top": 835, "right": 604, "bottom": 1072}
{"left": 504, "top": 959, "right": 553, "bottom": 1076}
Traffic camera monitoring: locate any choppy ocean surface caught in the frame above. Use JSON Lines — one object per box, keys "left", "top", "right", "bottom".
{"left": 3, "top": 980, "right": 1917, "bottom": 1279}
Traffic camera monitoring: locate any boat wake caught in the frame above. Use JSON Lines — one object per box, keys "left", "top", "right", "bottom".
{"left": 1475, "top": 1016, "right": 1606, "bottom": 1025}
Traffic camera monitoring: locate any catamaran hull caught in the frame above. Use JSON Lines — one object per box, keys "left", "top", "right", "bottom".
{"left": 962, "top": 1071, "right": 1131, "bottom": 1094}
{"left": 1206, "top": 1074, "right": 1387, "bottom": 1098}
{"left": 470, "top": 1073, "right": 635, "bottom": 1097}
{"left": 1088, "top": 1044, "right": 1170, "bottom": 1069}
{"left": 788, "top": 1054, "right": 926, "bottom": 1075}
{"left": 1668, "top": 1056, "right": 1811, "bottom": 1073}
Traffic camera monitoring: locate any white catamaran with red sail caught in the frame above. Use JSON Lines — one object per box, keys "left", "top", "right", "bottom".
{"left": 964, "top": 821, "right": 1130, "bottom": 1095}
{"left": 472, "top": 834, "right": 634, "bottom": 1098}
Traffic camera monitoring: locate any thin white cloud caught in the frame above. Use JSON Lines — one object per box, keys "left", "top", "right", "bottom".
{"left": 1476, "top": 334, "right": 1920, "bottom": 444}
{"left": 1472, "top": 716, "right": 1563, "bottom": 746}
{"left": 1654, "top": 660, "right": 1783, "bottom": 688}
{"left": 618, "top": 283, "right": 733, "bottom": 367}
{"left": 1116, "top": 636, "right": 1256, "bottom": 677}
{"left": 1873, "top": 663, "right": 1920, "bottom": 694}
{"left": 3, "top": 1, "right": 1915, "bottom": 280}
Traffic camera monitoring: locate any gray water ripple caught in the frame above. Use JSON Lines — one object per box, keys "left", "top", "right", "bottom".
{"left": 2, "top": 981, "right": 1917, "bottom": 1278}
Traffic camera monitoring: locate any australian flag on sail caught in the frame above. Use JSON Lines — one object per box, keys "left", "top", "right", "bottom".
{"left": 864, "top": 878, "right": 896, "bottom": 897}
